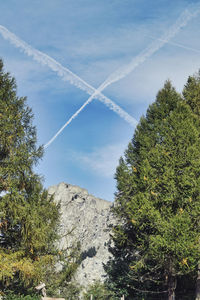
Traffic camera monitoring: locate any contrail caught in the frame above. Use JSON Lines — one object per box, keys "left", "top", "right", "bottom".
{"left": 44, "top": 90, "right": 101, "bottom": 148}
{"left": 44, "top": 80, "right": 127, "bottom": 148}
{"left": 0, "top": 25, "right": 137, "bottom": 128}
{"left": 148, "top": 35, "right": 200, "bottom": 54}
{"left": 44, "top": 3, "right": 200, "bottom": 148}
{"left": 99, "top": 3, "right": 200, "bottom": 91}
{"left": 1, "top": 2, "right": 200, "bottom": 149}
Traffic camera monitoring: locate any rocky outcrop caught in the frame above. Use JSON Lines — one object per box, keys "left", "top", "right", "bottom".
{"left": 48, "top": 182, "right": 114, "bottom": 288}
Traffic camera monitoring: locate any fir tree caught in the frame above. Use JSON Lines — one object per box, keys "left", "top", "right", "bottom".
{"left": 0, "top": 59, "right": 59, "bottom": 293}
{"left": 105, "top": 82, "right": 200, "bottom": 300}
{"left": 183, "top": 71, "right": 200, "bottom": 117}
{"left": 183, "top": 72, "right": 200, "bottom": 300}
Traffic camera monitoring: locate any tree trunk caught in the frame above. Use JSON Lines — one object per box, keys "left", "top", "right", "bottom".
{"left": 168, "top": 289, "right": 175, "bottom": 300}
{"left": 167, "top": 260, "right": 176, "bottom": 300}
{"left": 196, "top": 264, "right": 200, "bottom": 300}
{"left": 168, "top": 275, "right": 176, "bottom": 300}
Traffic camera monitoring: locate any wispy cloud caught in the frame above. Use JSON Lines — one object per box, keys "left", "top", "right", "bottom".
{"left": 148, "top": 35, "right": 200, "bottom": 54}
{"left": 101, "top": 3, "right": 200, "bottom": 90}
{"left": 75, "top": 143, "right": 126, "bottom": 178}
{"left": 107, "top": 50, "right": 200, "bottom": 107}
{"left": 44, "top": 2, "right": 200, "bottom": 148}
{"left": 0, "top": 25, "right": 137, "bottom": 130}
{"left": 1, "top": 2, "right": 199, "bottom": 150}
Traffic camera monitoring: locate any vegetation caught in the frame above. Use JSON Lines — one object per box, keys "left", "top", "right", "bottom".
{"left": 3, "top": 293, "right": 40, "bottom": 300}
{"left": 45, "top": 240, "right": 82, "bottom": 299}
{"left": 183, "top": 72, "right": 200, "bottom": 300}
{"left": 83, "top": 281, "right": 116, "bottom": 300}
{"left": 1, "top": 57, "right": 200, "bottom": 299}
{"left": 0, "top": 59, "right": 60, "bottom": 294}
{"left": 105, "top": 81, "right": 200, "bottom": 300}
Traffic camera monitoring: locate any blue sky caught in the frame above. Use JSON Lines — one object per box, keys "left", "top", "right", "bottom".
{"left": 1, "top": 0, "right": 200, "bottom": 201}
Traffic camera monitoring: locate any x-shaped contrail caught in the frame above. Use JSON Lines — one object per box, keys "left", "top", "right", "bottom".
{"left": 44, "top": 3, "right": 200, "bottom": 148}
{"left": 0, "top": 2, "right": 200, "bottom": 148}
{"left": 0, "top": 25, "right": 137, "bottom": 129}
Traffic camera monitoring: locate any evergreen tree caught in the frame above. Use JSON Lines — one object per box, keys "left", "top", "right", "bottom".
{"left": 105, "top": 82, "right": 200, "bottom": 300}
{"left": 183, "top": 71, "right": 200, "bottom": 117}
{"left": 0, "top": 59, "right": 59, "bottom": 293}
{"left": 183, "top": 73, "right": 200, "bottom": 300}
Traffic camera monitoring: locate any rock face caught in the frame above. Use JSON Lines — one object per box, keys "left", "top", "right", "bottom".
{"left": 48, "top": 182, "right": 114, "bottom": 288}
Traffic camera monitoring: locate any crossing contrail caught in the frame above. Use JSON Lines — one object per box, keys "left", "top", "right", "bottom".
{"left": 44, "top": 3, "right": 200, "bottom": 148}
{"left": 1, "top": 2, "right": 200, "bottom": 149}
{"left": 0, "top": 25, "right": 137, "bottom": 128}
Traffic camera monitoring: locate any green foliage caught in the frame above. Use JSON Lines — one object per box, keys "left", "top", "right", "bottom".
{"left": 45, "top": 241, "right": 82, "bottom": 298}
{"left": 83, "top": 281, "right": 116, "bottom": 300}
{"left": 0, "top": 59, "right": 60, "bottom": 293}
{"left": 3, "top": 293, "right": 40, "bottom": 300}
{"left": 105, "top": 81, "right": 200, "bottom": 299}
{"left": 183, "top": 71, "right": 200, "bottom": 300}
{"left": 59, "top": 283, "right": 81, "bottom": 300}
{"left": 183, "top": 71, "right": 200, "bottom": 116}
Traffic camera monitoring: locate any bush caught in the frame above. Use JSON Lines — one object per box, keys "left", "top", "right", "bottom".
{"left": 3, "top": 293, "right": 40, "bottom": 300}
{"left": 83, "top": 281, "right": 116, "bottom": 300}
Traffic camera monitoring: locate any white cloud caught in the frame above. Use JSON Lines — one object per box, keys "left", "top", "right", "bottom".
{"left": 104, "top": 48, "right": 200, "bottom": 106}
{"left": 74, "top": 143, "right": 127, "bottom": 178}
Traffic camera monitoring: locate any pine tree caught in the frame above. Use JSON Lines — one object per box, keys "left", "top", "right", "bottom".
{"left": 0, "top": 59, "right": 59, "bottom": 293}
{"left": 105, "top": 82, "right": 200, "bottom": 300}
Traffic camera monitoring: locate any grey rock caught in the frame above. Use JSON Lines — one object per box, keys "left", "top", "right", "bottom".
{"left": 48, "top": 182, "right": 114, "bottom": 288}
